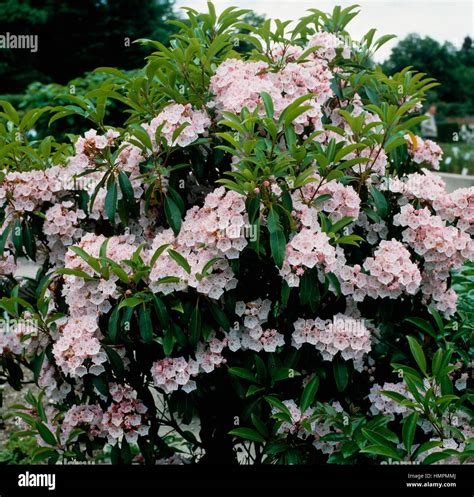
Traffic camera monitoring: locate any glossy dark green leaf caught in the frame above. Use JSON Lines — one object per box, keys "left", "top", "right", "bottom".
{"left": 139, "top": 305, "right": 153, "bottom": 344}
{"left": 333, "top": 357, "right": 349, "bottom": 392}
{"left": 300, "top": 376, "right": 319, "bottom": 411}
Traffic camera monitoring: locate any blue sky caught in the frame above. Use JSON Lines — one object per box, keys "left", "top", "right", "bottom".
{"left": 174, "top": 0, "right": 474, "bottom": 61}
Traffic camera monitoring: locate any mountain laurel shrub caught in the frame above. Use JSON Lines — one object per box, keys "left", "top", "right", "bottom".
{"left": 0, "top": 3, "right": 472, "bottom": 465}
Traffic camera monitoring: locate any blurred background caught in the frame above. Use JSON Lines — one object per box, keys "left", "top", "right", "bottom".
{"left": 0, "top": 0, "right": 473, "bottom": 177}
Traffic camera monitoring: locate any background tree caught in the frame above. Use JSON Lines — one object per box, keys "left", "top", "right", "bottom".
{"left": 383, "top": 34, "right": 474, "bottom": 117}
{"left": 0, "top": 0, "right": 177, "bottom": 93}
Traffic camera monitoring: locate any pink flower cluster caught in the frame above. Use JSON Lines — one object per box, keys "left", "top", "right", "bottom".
{"left": 209, "top": 57, "right": 332, "bottom": 133}
{"left": 148, "top": 187, "right": 251, "bottom": 298}
{"left": 394, "top": 204, "right": 474, "bottom": 276}
{"left": 43, "top": 201, "right": 86, "bottom": 264}
{"left": 44, "top": 201, "right": 86, "bottom": 243}
{"left": 225, "top": 299, "right": 285, "bottom": 353}
{"left": 75, "top": 129, "right": 119, "bottom": 159}
{"left": 235, "top": 298, "right": 272, "bottom": 333}
{"left": 292, "top": 313, "right": 371, "bottom": 369}
{"left": 383, "top": 170, "right": 447, "bottom": 204}
{"left": 52, "top": 315, "right": 107, "bottom": 378}
{"left": 151, "top": 336, "right": 228, "bottom": 393}
{"left": 60, "top": 384, "right": 150, "bottom": 446}
{"left": 0, "top": 252, "right": 16, "bottom": 277}
{"left": 38, "top": 357, "right": 72, "bottom": 402}
{"left": 144, "top": 103, "right": 210, "bottom": 149}
{"left": 151, "top": 357, "right": 194, "bottom": 394}
{"left": 348, "top": 144, "right": 388, "bottom": 176}
{"left": 433, "top": 186, "right": 474, "bottom": 235}
{"left": 307, "top": 32, "right": 351, "bottom": 61}
{"left": 354, "top": 212, "right": 388, "bottom": 245}
{"left": 227, "top": 327, "right": 285, "bottom": 353}
{"left": 420, "top": 271, "right": 458, "bottom": 316}
{"left": 274, "top": 399, "right": 314, "bottom": 437}
{"left": 0, "top": 168, "right": 58, "bottom": 213}
{"left": 178, "top": 187, "right": 249, "bottom": 259}
{"left": 337, "top": 240, "right": 421, "bottom": 300}
{"left": 61, "top": 404, "right": 105, "bottom": 444}
{"left": 148, "top": 229, "right": 237, "bottom": 299}
{"left": 295, "top": 175, "right": 361, "bottom": 223}
{"left": 102, "top": 383, "right": 149, "bottom": 445}
{"left": 368, "top": 382, "right": 414, "bottom": 417}
{"left": 280, "top": 227, "right": 337, "bottom": 287}
{"left": 405, "top": 134, "right": 443, "bottom": 170}
{"left": 0, "top": 313, "right": 46, "bottom": 357}
{"left": 62, "top": 233, "right": 138, "bottom": 317}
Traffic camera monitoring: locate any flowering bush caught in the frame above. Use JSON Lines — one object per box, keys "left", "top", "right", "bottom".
{"left": 0, "top": 4, "right": 472, "bottom": 465}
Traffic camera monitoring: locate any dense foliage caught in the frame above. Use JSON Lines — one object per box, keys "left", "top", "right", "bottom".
{"left": 0, "top": 3, "right": 472, "bottom": 466}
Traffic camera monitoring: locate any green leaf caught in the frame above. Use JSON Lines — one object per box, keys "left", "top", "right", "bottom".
{"left": 152, "top": 295, "right": 169, "bottom": 329}
{"left": 405, "top": 317, "right": 436, "bottom": 339}
{"left": 370, "top": 186, "right": 388, "bottom": 218}
{"left": 251, "top": 413, "right": 269, "bottom": 438}
{"left": 300, "top": 376, "right": 319, "bottom": 411}
{"left": 103, "top": 344, "right": 125, "bottom": 380}
{"left": 428, "top": 305, "right": 445, "bottom": 335}
{"left": 150, "top": 243, "right": 171, "bottom": 267}
{"left": 118, "top": 170, "right": 135, "bottom": 206}
{"left": 381, "top": 390, "right": 409, "bottom": 404}
{"left": 228, "top": 367, "right": 258, "bottom": 384}
{"left": 360, "top": 444, "right": 402, "bottom": 461}
{"left": 168, "top": 249, "right": 191, "bottom": 274}
{"left": 131, "top": 124, "right": 153, "bottom": 151}
{"left": 333, "top": 357, "right": 349, "bottom": 392}
{"left": 0, "top": 223, "right": 12, "bottom": 253}
{"left": 423, "top": 450, "right": 458, "bottom": 465}
{"left": 264, "top": 396, "right": 292, "bottom": 419}
{"left": 199, "top": 257, "right": 221, "bottom": 278}
{"left": 299, "top": 267, "right": 320, "bottom": 311}
{"left": 0, "top": 100, "right": 19, "bottom": 124}
{"left": 229, "top": 427, "right": 265, "bottom": 443}
{"left": 32, "top": 448, "right": 58, "bottom": 463}
{"left": 31, "top": 349, "right": 47, "bottom": 384}
{"left": 56, "top": 268, "right": 94, "bottom": 281}
{"left": 261, "top": 91, "right": 274, "bottom": 119}
{"left": 189, "top": 304, "right": 201, "bottom": 346}
{"left": 121, "top": 437, "right": 132, "bottom": 464}
{"left": 330, "top": 216, "right": 355, "bottom": 233}
{"left": 267, "top": 208, "right": 286, "bottom": 269}
{"left": 402, "top": 412, "right": 418, "bottom": 454}
{"left": 69, "top": 246, "right": 101, "bottom": 273}
{"left": 162, "top": 329, "right": 175, "bottom": 356}
{"left": 118, "top": 297, "right": 143, "bottom": 310}
{"left": 254, "top": 355, "right": 267, "bottom": 383}
{"left": 108, "top": 306, "right": 120, "bottom": 342}
{"left": 407, "top": 336, "right": 427, "bottom": 375}
{"left": 164, "top": 196, "right": 182, "bottom": 235}
{"left": 23, "top": 222, "right": 35, "bottom": 260}
{"left": 139, "top": 305, "right": 153, "bottom": 344}
{"left": 271, "top": 367, "right": 299, "bottom": 382}
{"left": 246, "top": 385, "right": 264, "bottom": 397}
{"left": 35, "top": 422, "right": 57, "bottom": 446}
{"left": 207, "top": 300, "right": 230, "bottom": 330}
{"left": 105, "top": 179, "right": 118, "bottom": 222}
{"left": 362, "top": 428, "right": 398, "bottom": 449}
